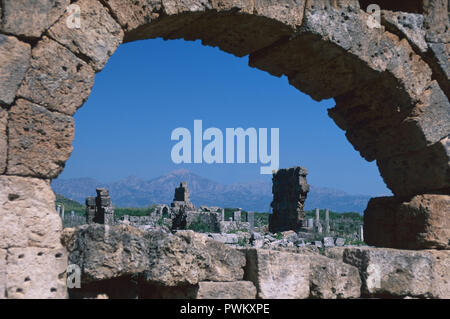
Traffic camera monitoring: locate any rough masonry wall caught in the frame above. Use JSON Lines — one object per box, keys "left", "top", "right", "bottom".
{"left": 269, "top": 167, "right": 310, "bottom": 233}
{"left": 0, "top": 0, "right": 448, "bottom": 298}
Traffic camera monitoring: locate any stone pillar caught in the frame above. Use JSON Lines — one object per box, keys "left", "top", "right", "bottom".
{"left": 220, "top": 208, "right": 225, "bottom": 222}
{"left": 94, "top": 188, "right": 115, "bottom": 225}
{"left": 269, "top": 167, "right": 310, "bottom": 233}
{"left": 85, "top": 196, "right": 96, "bottom": 224}
{"left": 325, "top": 208, "right": 330, "bottom": 234}
{"left": 359, "top": 225, "right": 364, "bottom": 242}
{"left": 247, "top": 212, "right": 255, "bottom": 231}
{"left": 307, "top": 218, "right": 314, "bottom": 229}
{"left": 233, "top": 210, "right": 241, "bottom": 222}
{"left": 61, "top": 205, "right": 65, "bottom": 220}
{"left": 314, "top": 208, "right": 323, "bottom": 234}
{"left": 56, "top": 205, "right": 61, "bottom": 218}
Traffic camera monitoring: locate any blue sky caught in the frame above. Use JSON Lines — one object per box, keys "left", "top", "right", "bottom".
{"left": 57, "top": 38, "right": 391, "bottom": 196}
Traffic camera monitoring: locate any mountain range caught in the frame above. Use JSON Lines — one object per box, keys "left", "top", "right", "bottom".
{"left": 51, "top": 169, "right": 372, "bottom": 213}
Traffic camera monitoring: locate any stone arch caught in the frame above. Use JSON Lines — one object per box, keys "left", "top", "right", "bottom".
{"left": 0, "top": 0, "right": 448, "bottom": 298}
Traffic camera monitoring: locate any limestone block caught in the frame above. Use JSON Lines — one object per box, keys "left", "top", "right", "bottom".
{"left": 62, "top": 225, "right": 246, "bottom": 286}
{"left": 364, "top": 194, "right": 450, "bottom": 250}
{"left": 423, "top": 0, "right": 450, "bottom": 43}
{"left": 196, "top": 281, "right": 257, "bottom": 299}
{"left": 6, "top": 247, "right": 67, "bottom": 299}
{"left": 245, "top": 249, "right": 310, "bottom": 299}
{"left": 377, "top": 137, "right": 450, "bottom": 197}
{"left": 0, "top": 108, "right": 7, "bottom": 174}
{"left": 308, "top": 255, "right": 361, "bottom": 299}
{"left": 17, "top": 37, "right": 95, "bottom": 116}
{"left": 0, "top": 176, "right": 62, "bottom": 249}
{"left": 48, "top": 0, "right": 124, "bottom": 72}
{"left": 1, "top": 0, "right": 69, "bottom": 38}
{"left": 0, "top": 249, "right": 5, "bottom": 299}
{"left": 381, "top": 11, "right": 428, "bottom": 53}
{"left": 0, "top": 35, "right": 31, "bottom": 105}
{"left": 342, "top": 247, "right": 450, "bottom": 298}
{"left": 7, "top": 99, "right": 74, "bottom": 179}
{"left": 145, "top": 230, "right": 246, "bottom": 286}
{"left": 101, "top": 0, "right": 162, "bottom": 32}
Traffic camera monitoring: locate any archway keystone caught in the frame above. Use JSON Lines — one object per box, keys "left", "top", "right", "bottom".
{"left": 0, "top": 0, "right": 448, "bottom": 298}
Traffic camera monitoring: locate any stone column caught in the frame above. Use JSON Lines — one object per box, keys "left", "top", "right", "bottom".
{"left": 247, "top": 212, "right": 255, "bottom": 231}
{"left": 359, "top": 225, "right": 364, "bottom": 242}
{"left": 61, "top": 205, "right": 65, "bottom": 221}
{"left": 307, "top": 218, "right": 314, "bottom": 229}
{"left": 325, "top": 209, "right": 330, "bottom": 234}
{"left": 314, "top": 208, "right": 322, "bottom": 234}
{"left": 220, "top": 208, "right": 225, "bottom": 222}
{"left": 233, "top": 210, "right": 241, "bottom": 222}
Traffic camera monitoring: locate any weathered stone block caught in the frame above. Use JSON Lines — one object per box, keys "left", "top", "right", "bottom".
{"left": 0, "top": 108, "right": 7, "bottom": 174}
{"left": 381, "top": 10, "right": 427, "bottom": 53}
{"left": 196, "top": 281, "right": 257, "bottom": 299}
{"left": 48, "top": 0, "right": 124, "bottom": 72}
{"left": 7, "top": 99, "right": 74, "bottom": 179}
{"left": 364, "top": 194, "right": 450, "bottom": 250}
{"left": 377, "top": 137, "right": 450, "bottom": 197}
{"left": 0, "top": 35, "right": 31, "bottom": 105}
{"left": 6, "top": 247, "right": 67, "bottom": 299}
{"left": 1, "top": 0, "right": 69, "bottom": 38}
{"left": 308, "top": 255, "right": 361, "bottom": 299}
{"left": 423, "top": 0, "right": 450, "bottom": 43}
{"left": 145, "top": 230, "right": 246, "bottom": 286}
{"left": 245, "top": 249, "right": 310, "bottom": 299}
{"left": 62, "top": 225, "right": 246, "bottom": 286}
{"left": 342, "top": 247, "right": 450, "bottom": 299}
{"left": 17, "top": 37, "right": 95, "bottom": 116}
{"left": 0, "top": 249, "right": 5, "bottom": 299}
{"left": 0, "top": 176, "right": 62, "bottom": 249}
{"left": 102, "top": 0, "right": 162, "bottom": 32}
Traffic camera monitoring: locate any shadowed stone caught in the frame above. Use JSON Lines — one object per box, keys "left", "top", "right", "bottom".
{"left": 7, "top": 99, "right": 74, "bottom": 179}
{"left": 1, "top": 0, "right": 70, "bottom": 38}
{"left": 0, "top": 249, "right": 5, "bottom": 300}
{"left": 0, "top": 35, "right": 31, "bottom": 105}
{"left": 17, "top": 37, "right": 95, "bottom": 116}
{"left": 377, "top": 136, "right": 450, "bottom": 197}
{"left": 364, "top": 194, "right": 450, "bottom": 250}
{"left": 48, "top": 0, "right": 124, "bottom": 72}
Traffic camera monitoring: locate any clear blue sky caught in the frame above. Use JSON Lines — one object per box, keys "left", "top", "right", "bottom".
{"left": 57, "top": 38, "right": 391, "bottom": 196}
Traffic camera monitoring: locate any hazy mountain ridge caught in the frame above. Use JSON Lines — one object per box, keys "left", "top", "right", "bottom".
{"left": 51, "top": 169, "right": 371, "bottom": 213}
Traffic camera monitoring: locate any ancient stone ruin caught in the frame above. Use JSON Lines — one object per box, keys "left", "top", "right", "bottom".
{"left": 85, "top": 188, "right": 115, "bottom": 225}
{"left": 0, "top": 0, "right": 448, "bottom": 298}
{"left": 269, "top": 167, "right": 310, "bottom": 233}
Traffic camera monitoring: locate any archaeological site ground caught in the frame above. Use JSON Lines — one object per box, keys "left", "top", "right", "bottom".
{"left": 0, "top": 0, "right": 449, "bottom": 301}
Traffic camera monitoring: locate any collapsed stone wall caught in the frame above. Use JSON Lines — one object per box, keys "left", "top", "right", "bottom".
{"left": 0, "top": 0, "right": 448, "bottom": 298}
